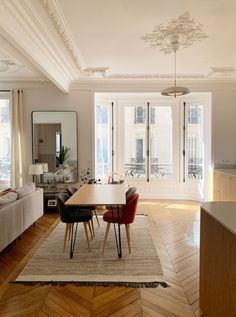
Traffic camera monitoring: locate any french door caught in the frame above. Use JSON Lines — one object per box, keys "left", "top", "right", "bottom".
{"left": 122, "top": 102, "right": 175, "bottom": 181}
{"left": 95, "top": 93, "right": 211, "bottom": 200}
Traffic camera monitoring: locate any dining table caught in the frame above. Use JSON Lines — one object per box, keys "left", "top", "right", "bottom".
{"left": 65, "top": 183, "right": 126, "bottom": 258}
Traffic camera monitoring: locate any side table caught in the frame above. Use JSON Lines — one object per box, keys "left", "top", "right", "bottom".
{"left": 38, "top": 183, "right": 68, "bottom": 212}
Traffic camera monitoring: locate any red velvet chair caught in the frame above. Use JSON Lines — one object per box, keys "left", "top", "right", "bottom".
{"left": 102, "top": 193, "right": 139, "bottom": 254}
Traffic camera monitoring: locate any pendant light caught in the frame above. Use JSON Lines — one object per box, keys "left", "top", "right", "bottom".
{"left": 161, "top": 48, "right": 190, "bottom": 97}
{"left": 141, "top": 12, "right": 208, "bottom": 97}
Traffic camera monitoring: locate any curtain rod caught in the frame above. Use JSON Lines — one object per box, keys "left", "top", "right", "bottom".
{"left": 0, "top": 90, "right": 11, "bottom": 92}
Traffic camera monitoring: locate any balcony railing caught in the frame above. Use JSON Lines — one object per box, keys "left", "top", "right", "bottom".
{"left": 125, "top": 162, "right": 172, "bottom": 178}
{"left": 187, "top": 163, "right": 203, "bottom": 179}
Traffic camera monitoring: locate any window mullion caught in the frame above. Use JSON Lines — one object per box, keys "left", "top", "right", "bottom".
{"left": 183, "top": 102, "right": 186, "bottom": 182}
{"left": 147, "top": 102, "right": 150, "bottom": 182}
{"left": 111, "top": 102, "right": 114, "bottom": 174}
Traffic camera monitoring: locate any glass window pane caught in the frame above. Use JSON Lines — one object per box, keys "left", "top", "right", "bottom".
{"left": 125, "top": 106, "right": 146, "bottom": 178}
{"left": 150, "top": 106, "right": 172, "bottom": 178}
{"left": 95, "top": 105, "right": 111, "bottom": 179}
{"left": 186, "top": 105, "right": 203, "bottom": 180}
{"left": 0, "top": 98, "right": 11, "bottom": 189}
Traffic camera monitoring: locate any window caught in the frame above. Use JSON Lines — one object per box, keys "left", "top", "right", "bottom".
{"left": 150, "top": 107, "right": 155, "bottom": 124}
{"left": 125, "top": 106, "right": 146, "bottom": 178}
{"left": 134, "top": 106, "right": 145, "bottom": 124}
{"left": 185, "top": 104, "right": 203, "bottom": 180}
{"left": 0, "top": 92, "right": 11, "bottom": 190}
{"left": 124, "top": 104, "right": 172, "bottom": 179}
{"left": 95, "top": 104, "right": 112, "bottom": 179}
{"left": 188, "top": 105, "right": 201, "bottom": 124}
{"left": 150, "top": 106, "right": 172, "bottom": 178}
{"left": 94, "top": 94, "right": 209, "bottom": 195}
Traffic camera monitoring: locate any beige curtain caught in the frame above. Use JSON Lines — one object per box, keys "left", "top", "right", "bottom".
{"left": 11, "top": 89, "right": 25, "bottom": 188}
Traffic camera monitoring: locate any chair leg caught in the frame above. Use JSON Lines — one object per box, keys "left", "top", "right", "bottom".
{"left": 90, "top": 218, "right": 95, "bottom": 238}
{"left": 88, "top": 220, "right": 93, "bottom": 240}
{"left": 70, "top": 223, "right": 78, "bottom": 259}
{"left": 83, "top": 222, "right": 91, "bottom": 252}
{"left": 68, "top": 223, "right": 72, "bottom": 240}
{"left": 94, "top": 209, "right": 100, "bottom": 227}
{"left": 63, "top": 223, "right": 70, "bottom": 252}
{"left": 125, "top": 224, "right": 131, "bottom": 253}
{"left": 102, "top": 222, "right": 111, "bottom": 254}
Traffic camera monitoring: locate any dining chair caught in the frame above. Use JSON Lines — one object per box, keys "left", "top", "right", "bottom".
{"left": 57, "top": 193, "right": 93, "bottom": 258}
{"left": 107, "top": 172, "right": 124, "bottom": 184}
{"left": 126, "top": 186, "right": 137, "bottom": 200}
{"left": 67, "top": 185, "right": 100, "bottom": 227}
{"left": 102, "top": 193, "right": 139, "bottom": 254}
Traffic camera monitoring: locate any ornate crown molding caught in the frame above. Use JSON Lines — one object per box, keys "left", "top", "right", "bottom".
{"left": 40, "top": 0, "right": 86, "bottom": 71}
{"left": 141, "top": 12, "right": 208, "bottom": 54}
{"left": 80, "top": 68, "right": 109, "bottom": 79}
{"left": 0, "top": 0, "right": 81, "bottom": 92}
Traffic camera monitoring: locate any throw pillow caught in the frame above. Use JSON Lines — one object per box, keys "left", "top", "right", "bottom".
{"left": 14, "top": 182, "right": 36, "bottom": 199}
{"left": 0, "top": 188, "right": 11, "bottom": 197}
{"left": 0, "top": 191, "right": 18, "bottom": 208}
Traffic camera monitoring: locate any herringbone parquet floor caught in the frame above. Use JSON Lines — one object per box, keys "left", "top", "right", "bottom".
{"left": 0, "top": 200, "right": 202, "bottom": 317}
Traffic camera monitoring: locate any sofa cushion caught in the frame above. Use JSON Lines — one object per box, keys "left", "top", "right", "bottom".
{"left": 14, "top": 183, "right": 36, "bottom": 199}
{"left": 0, "top": 192, "right": 18, "bottom": 208}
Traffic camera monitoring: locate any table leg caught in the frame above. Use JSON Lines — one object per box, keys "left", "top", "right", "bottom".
{"left": 117, "top": 206, "right": 122, "bottom": 258}
{"left": 70, "top": 222, "right": 78, "bottom": 259}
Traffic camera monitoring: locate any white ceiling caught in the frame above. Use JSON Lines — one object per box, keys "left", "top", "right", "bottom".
{"left": 0, "top": 0, "right": 236, "bottom": 91}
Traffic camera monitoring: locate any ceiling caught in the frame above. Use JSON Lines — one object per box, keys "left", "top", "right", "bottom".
{"left": 0, "top": 0, "right": 236, "bottom": 92}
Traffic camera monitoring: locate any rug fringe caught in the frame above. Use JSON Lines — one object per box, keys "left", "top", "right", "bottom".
{"left": 11, "top": 280, "right": 169, "bottom": 288}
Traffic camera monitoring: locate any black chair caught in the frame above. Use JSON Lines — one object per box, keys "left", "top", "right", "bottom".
{"left": 57, "top": 193, "right": 93, "bottom": 258}
{"left": 67, "top": 185, "right": 77, "bottom": 196}
{"left": 126, "top": 186, "right": 137, "bottom": 201}
{"left": 67, "top": 185, "right": 100, "bottom": 227}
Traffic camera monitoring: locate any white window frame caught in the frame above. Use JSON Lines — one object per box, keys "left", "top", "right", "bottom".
{"left": 0, "top": 91, "right": 12, "bottom": 190}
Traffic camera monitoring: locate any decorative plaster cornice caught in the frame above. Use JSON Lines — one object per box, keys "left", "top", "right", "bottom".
{"left": 0, "top": 0, "right": 80, "bottom": 92}
{"left": 40, "top": 0, "right": 86, "bottom": 71}
{"left": 81, "top": 68, "right": 109, "bottom": 79}
{"left": 108, "top": 74, "right": 205, "bottom": 80}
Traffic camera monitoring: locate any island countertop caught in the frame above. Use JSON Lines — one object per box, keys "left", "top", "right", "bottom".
{"left": 201, "top": 201, "right": 236, "bottom": 235}
{"left": 214, "top": 168, "right": 236, "bottom": 177}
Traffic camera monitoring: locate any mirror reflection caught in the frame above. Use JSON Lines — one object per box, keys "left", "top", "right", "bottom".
{"left": 32, "top": 111, "right": 78, "bottom": 183}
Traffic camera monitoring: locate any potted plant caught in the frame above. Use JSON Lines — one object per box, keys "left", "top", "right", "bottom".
{"left": 58, "top": 145, "right": 70, "bottom": 166}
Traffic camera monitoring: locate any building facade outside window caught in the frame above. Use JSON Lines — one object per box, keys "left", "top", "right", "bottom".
{"left": 0, "top": 92, "right": 11, "bottom": 190}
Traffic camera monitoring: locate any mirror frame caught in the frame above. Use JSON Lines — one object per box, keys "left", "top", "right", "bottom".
{"left": 31, "top": 110, "right": 78, "bottom": 183}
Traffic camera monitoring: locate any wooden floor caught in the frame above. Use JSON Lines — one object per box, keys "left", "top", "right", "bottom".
{"left": 0, "top": 200, "right": 202, "bottom": 317}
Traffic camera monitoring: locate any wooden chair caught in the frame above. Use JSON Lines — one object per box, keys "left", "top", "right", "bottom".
{"left": 57, "top": 193, "right": 93, "bottom": 258}
{"left": 102, "top": 193, "right": 139, "bottom": 254}
{"left": 107, "top": 172, "right": 124, "bottom": 184}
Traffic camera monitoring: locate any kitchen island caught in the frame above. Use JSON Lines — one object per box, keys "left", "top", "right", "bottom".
{"left": 200, "top": 202, "right": 236, "bottom": 317}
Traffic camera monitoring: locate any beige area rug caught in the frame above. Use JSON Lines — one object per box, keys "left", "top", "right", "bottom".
{"left": 15, "top": 216, "right": 167, "bottom": 288}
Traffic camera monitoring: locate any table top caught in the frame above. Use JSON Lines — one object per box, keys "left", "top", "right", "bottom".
{"left": 65, "top": 184, "right": 126, "bottom": 206}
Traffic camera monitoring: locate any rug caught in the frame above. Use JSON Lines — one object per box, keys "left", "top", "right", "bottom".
{"left": 14, "top": 216, "right": 167, "bottom": 288}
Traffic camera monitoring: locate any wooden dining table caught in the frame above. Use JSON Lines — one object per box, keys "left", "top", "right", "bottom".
{"left": 65, "top": 184, "right": 126, "bottom": 258}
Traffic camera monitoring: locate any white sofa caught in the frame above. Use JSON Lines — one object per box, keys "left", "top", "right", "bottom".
{"left": 0, "top": 185, "right": 43, "bottom": 252}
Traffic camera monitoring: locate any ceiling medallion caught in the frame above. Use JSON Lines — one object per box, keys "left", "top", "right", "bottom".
{"left": 141, "top": 12, "right": 207, "bottom": 97}
{"left": 141, "top": 12, "right": 208, "bottom": 54}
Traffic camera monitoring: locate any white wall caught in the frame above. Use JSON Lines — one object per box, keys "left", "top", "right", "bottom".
{"left": 1, "top": 80, "right": 236, "bottom": 197}
{"left": 211, "top": 88, "right": 236, "bottom": 165}
{"left": 22, "top": 85, "right": 93, "bottom": 182}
